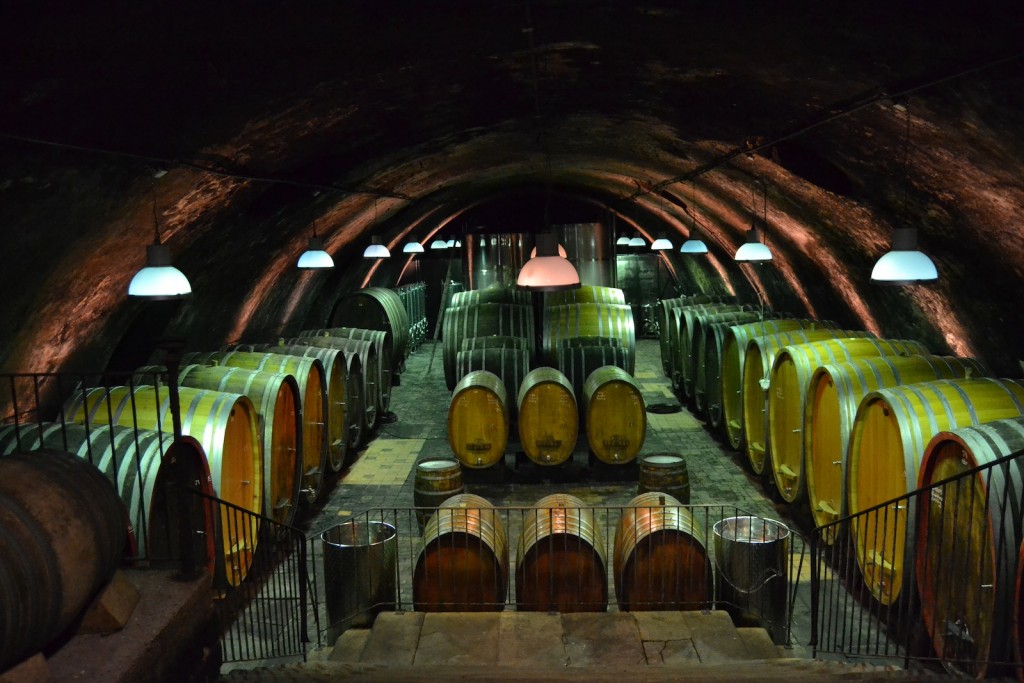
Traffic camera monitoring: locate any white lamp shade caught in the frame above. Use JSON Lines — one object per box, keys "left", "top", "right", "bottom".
{"left": 734, "top": 227, "right": 772, "bottom": 262}
{"left": 446, "top": 238, "right": 455, "bottom": 247}
{"left": 517, "top": 256, "right": 581, "bottom": 291}
{"left": 529, "top": 243, "right": 568, "bottom": 258}
{"left": 430, "top": 238, "right": 448, "bottom": 250}
{"left": 650, "top": 237, "right": 673, "bottom": 250}
{"left": 628, "top": 236, "right": 645, "bottom": 247}
{"left": 363, "top": 236, "right": 391, "bottom": 259}
{"left": 871, "top": 228, "right": 937, "bottom": 284}
{"left": 403, "top": 241, "right": 425, "bottom": 253}
{"left": 616, "top": 235, "right": 630, "bottom": 246}
{"left": 129, "top": 244, "right": 191, "bottom": 298}
{"left": 297, "top": 237, "right": 334, "bottom": 269}
{"left": 680, "top": 238, "right": 708, "bottom": 254}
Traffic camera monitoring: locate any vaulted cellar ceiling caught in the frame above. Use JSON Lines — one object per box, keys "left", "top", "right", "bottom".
{"left": 1, "top": 1, "right": 1023, "bottom": 377}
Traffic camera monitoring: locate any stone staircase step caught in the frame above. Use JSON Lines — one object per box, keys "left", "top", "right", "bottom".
{"left": 737, "top": 627, "right": 781, "bottom": 659}
{"left": 498, "top": 612, "right": 566, "bottom": 667}
{"left": 327, "top": 628, "right": 370, "bottom": 663}
{"left": 684, "top": 610, "right": 750, "bottom": 662}
{"left": 561, "top": 612, "right": 646, "bottom": 667}
{"left": 359, "top": 611, "right": 423, "bottom": 665}
{"left": 413, "top": 613, "right": 500, "bottom": 666}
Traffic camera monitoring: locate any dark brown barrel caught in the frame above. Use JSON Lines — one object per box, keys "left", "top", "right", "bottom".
{"left": 290, "top": 335, "right": 385, "bottom": 426}
{"left": 638, "top": 453, "right": 690, "bottom": 504}
{"left": 413, "top": 493, "right": 508, "bottom": 612}
{"left": 450, "top": 287, "right": 532, "bottom": 307}
{"left": 693, "top": 311, "right": 766, "bottom": 419}
{"left": 543, "top": 303, "right": 635, "bottom": 373}
{"left": 517, "top": 367, "right": 578, "bottom": 466}
{"left": 804, "top": 355, "right": 989, "bottom": 539}
{"left": 330, "top": 286, "right": 411, "bottom": 370}
{"left": 848, "top": 378, "right": 1024, "bottom": 606}
{"left": 0, "top": 449, "right": 127, "bottom": 671}
{"left": 442, "top": 303, "right": 534, "bottom": 390}
{"left": 182, "top": 350, "right": 329, "bottom": 504}
{"left": 0, "top": 423, "right": 216, "bottom": 573}
{"left": 583, "top": 366, "right": 646, "bottom": 465}
{"left": 721, "top": 319, "right": 836, "bottom": 452}
{"left": 557, "top": 342, "right": 630, "bottom": 411}
{"left": 614, "top": 492, "right": 712, "bottom": 611}
{"left": 767, "top": 337, "right": 929, "bottom": 504}
{"left": 448, "top": 370, "right": 509, "bottom": 469}
{"left": 413, "top": 458, "right": 465, "bottom": 530}
{"left": 544, "top": 285, "right": 626, "bottom": 306}
{"left": 516, "top": 493, "right": 607, "bottom": 612}
{"left": 916, "top": 418, "right": 1024, "bottom": 678}
{"left": 64, "top": 384, "right": 262, "bottom": 587}
{"left": 455, "top": 345, "right": 531, "bottom": 418}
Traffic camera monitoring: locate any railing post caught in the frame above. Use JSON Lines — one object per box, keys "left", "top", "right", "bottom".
{"left": 809, "top": 531, "right": 819, "bottom": 654}
{"left": 160, "top": 338, "right": 199, "bottom": 581}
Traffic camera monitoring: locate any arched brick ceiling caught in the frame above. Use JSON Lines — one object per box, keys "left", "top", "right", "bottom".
{"left": 1, "top": 1, "right": 1023, "bottom": 378}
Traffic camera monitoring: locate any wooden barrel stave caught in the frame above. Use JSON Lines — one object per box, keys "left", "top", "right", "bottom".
{"left": 443, "top": 303, "right": 535, "bottom": 390}
{"left": 543, "top": 303, "right": 635, "bottom": 373}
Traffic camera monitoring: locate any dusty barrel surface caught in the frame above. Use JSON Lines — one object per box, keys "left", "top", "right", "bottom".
{"left": 804, "top": 354, "right": 989, "bottom": 540}
{"left": 767, "top": 337, "right": 929, "bottom": 504}
{"left": 413, "top": 458, "right": 465, "bottom": 530}
{"left": 614, "top": 492, "right": 712, "bottom": 611}
{"left": 442, "top": 303, "right": 534, "bottom": 390}
{"left": 915, "top": 418, "right": 1024, "bottom": 679}
{"left": 517, "top": 367, "right": 578, "bottom": 466}
{"left": 848, "top": 378, "right": 1024, "bottom": 606}
{"left": 183, "top": 350, "right": 329, "bottom": 505}
{"left": 0, "top": 449, "right": 127, "bottom": 671}
{"left": 516, "top": 493, "right": 607, "bottom": 612}
{"left": 543, "top": 302, "right": 635, "bottom": 372}
{"left": 583, "top": 365, "right": 646, "bottom": 465}
{"left": 637, "top": 453, "right": 690, "bottom": 504}
{"left": 447, "top": 370, "right": 509, "bottom": 469}
{"left": 64, "top": 383, "right": 263, "bottom": 586}
{"left": 329, "top": 286, "right": 411, "bottom": 372}
{"left": 413, "top": 493, "right": 508, "bottom": 611}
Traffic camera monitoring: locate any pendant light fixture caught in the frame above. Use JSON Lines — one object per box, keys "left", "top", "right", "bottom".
{"left": 517, "top": 231, "right": 580, "bottom": 291}
{"left": 650, "top": 234, "right": 673, "bottom": 250}
{"left": 362, "top": 198, "right": 391, "bottom": 258}
{"left": 871, "top": 103, "right": 938, "bottom": 284}
{"left": 628, "top": 233, "right": 645, "bottom": 248}
{"left": 680, "top": 181, "right": 709, "bottom": 254}
{"left": 530, "top": 242, "right": 567, "bottom": 258}
{"left": 128, "top": 195, "right": 192, "bottom": 298}
{"left": 403, "top": 241, "right": 424, "bottom": 253}
{"left": 616, "top": 234, "right": 631, "bottom": 246}
{"left": 297, "top": 220, "right": 334, "bottom": 269}
{"left": 430, "top": 237, "right": 448, "bottom": 250}
{"left": 734, "top": 181, "right": 773, "bottom": 262}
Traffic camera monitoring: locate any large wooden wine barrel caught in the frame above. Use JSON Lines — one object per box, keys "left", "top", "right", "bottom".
{"left": 804, "top": 355, "right": 989, "bottom": 538}
{"left": 0, "top": 424, "right": 216, "bottom": 570}
{"left": 658, "top": 294, "right": 732, "bottom": 376}
{"left": 182, "top": 350, "right": 329, "bottom": 504}
{"left": 848, "top": 378, "right": 1024, "bottom": 606}
{"left": 413, "top": 493, "right": 508, "bottom": 611}
{"left": 450, "top": 287, "right": 532, "bottom": 307}
{"left": 442, "top": 303, "right": 534, "bottom": 390}
{"left": 544, "top": 285, "right": 626, "bottom": 306}
{"left": 915, "top": 418, "right": 1024, "bottom": 678}
{"left": 767, "top": 338, "right": 929, "bottom": 504}
{"left": 64, "top": 384, "right": 263, "bottom": 586}
{"left": 300, "top": 327, "right": 393, "bottom": 406}
{"left": 543, "top": 302, "right": 635, "bottom": 373}
{"left": 329, "top": 286, "right": 411, "bottom": 369}
{"left": 677, "top": 303, "right": 751, "bottom": 401}
{"left": 173, "top": 364, "right": 302, "bottom": 526}
{"left": 455, "top": 345, "right": 531, "bottom": 418}
{"left": 254, "top": 342, "right": 362, "bottom": 455}
{"left": 741, "top": 328, "right": 872, "bottom": 475}
{"left": 614, "top": 492, "right": 712, "bottom": 611}
{"left": 583, "top": 366, "right": 646, "bottom": 465}
{"left": 557, "top": 342, "right": 631, "bottom": 411}
{"left": 516, "top": 493, "right": 607, "bottom": 612}
{"left": 517, "top": 367, "right": 578, "bottom": 466}
{"left": 413, "top": 458, "right": 464, "bottom": 530}
{"left": 448, "top": 370, "right": 509, "bottom": 469}
{"left": 290, "top": 335, "right": 385, "bottom": 424}
{"left": 692, "top": 310, "right": 767, "bottom": 418}
{"left": 721, "top": 319, "right": 836, "bottom": 451}
{"left": 395, "top": 282, "right": 427, "bottom": 350}
{"left": 0, "top": 450, "right": 127, "bottom": 672}
{"left": 638, "top": 453, "right": 690, "bottom": 504}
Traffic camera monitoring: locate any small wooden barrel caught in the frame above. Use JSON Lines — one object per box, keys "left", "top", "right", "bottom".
{"left": 442, "top": 303, "right": 535, "bottom": 390}
{"left": 767, "top": 337, "right": 929, "bottom": 504}
{"left": 64, "top": 384, "right": 262, "bottom": 587}
{"left": 329, "top": 286, "right": 411, "bottom": 371}
{"left": 543, "top": 302, "right": 635, "bottom": 372}
{"left": 804, "top": 354, "right": 989, "bottom": 540}
{"left": 448, "top": 370, "right": 509, "bottom": 469}
{"left": 516, "top": 493, "right": 607, "bottom": 612}
{"left": 916, "top": 418, "right": 1024, "bottom": 678}
{"left": 289, "top": 336, "right": 380, "bottom": 432}
{"left": 614, "top": 492, "right": 712, "bottom": 611}
{"left": 741, "top": 328, "right": 872, "bottom": 475}
{"left": 413, "top": 459, "right": 465, "bottom": 530}
{"left": 583, "top": 366, "right": 646, "bottom": 465}
{"left": 848, "top": 378, "right": 1024, "bottom": 606}
{"left": 557, "top": 342, "right": 631, "bottom": 411}
{"left": 638, "top": 453, "right": 690, "bottom": 504}
{"left": 517, "top": 367, "right": 578, "bottom": 466}
{"left": 413, "top": 493, "right": 509, "bottom": 611}
{"left": 721, "top": 319, "right": 835, "bottom": 452}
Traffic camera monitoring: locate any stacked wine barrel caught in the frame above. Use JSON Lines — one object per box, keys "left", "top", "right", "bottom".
{"left": 330, "top": 286, "right": 411, "bottom": 375}
{"left": 395, "top": 282, "right": 427, "bottom": 351}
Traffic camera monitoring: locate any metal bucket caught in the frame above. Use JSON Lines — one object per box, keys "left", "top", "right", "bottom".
{"left": 321, "top": 519, "right": 397, "bottom": 643}
{"left": 713, "top": 516, "right": 790, "bottom": 644}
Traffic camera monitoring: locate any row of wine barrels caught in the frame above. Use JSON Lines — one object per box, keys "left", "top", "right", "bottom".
{"left": 657, "top": 294, "right": 734, "bottom": 376}
{"left": 543, "top": 303, "right": 635, "bottom": 373}
{"left": 450, "top": 286, "right": 531, "bottom": 307}
{"left": 517, "top": 367, "right": 578, "bottom": 466}
{"left": 413, "top": 493, "right": 508, "bottom": 612}
{"left": 721, "top": 319, "right": 838, "bottom": 451}
{"left": 329, "top": 286, "right": 411, "bottom": 372}
{"left": 291, "top": 334, "right": 388, "bottom": 421}
{"left": 692, "top": 310, "right": 769, "bottom": 417}
{"left": 448, "top": 370, "right": 509, "bottom": 469}
{"left": 442, "top": 303, "right": 535, "bottom": 390}
{"left": 767, "top": 337, "right": 930, "bottom": 504}
{"left": 583, "top": 366, "right": 646, "bottom": 465}
{"left": 848, "top": 377, "right": 1024, "bottom": 606}
{"left": 455, "top": 344, "right": 531, "bottom": 419}
{"left": 137, "top": 363, "right": 304, "bottom": 527}
{"left": 741, "top": 328, "right": 873, "bottom": 475}
{"left": 614, "top": 492, "right": 712, "bottom": 611}
{"left": 916, "top": 417, "right": 1024, "bottom": 679}
{"left": 64, "top": 384, "right": 263, "bottom": 587}
{"left": 556, "top": 341, "right": 630, "bottom": 413}
{"left": 675, "top": 303, "right": 752, "bottom": 400}
{"left": 544, "top": 285, "right": 625, "bottom": 307}
{"left": 183, "top": 350, "right": 329, "bottom": 505}
{"left": 0, "top": 424, "right": 216, "bottom": 572}
{"left": 804, "top": 354, "right": 989, "bottom": 537}
{"left": 395, "top": 282, "right": 427, "bottom": 350}
{"left": 0, "top": 450, "right": 128, "bottom": 671}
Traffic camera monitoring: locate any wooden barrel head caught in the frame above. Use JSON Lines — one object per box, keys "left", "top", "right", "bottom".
{"left": 584, "top": 366, "right": 646, "bottom": 465}
{"left": 517, "top": 368, "right": 578, "bottom": 466}
{"left": 448, "top": 371, "right": 509, "bottom": 469}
